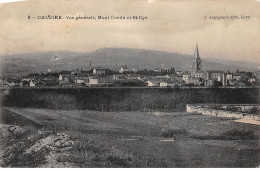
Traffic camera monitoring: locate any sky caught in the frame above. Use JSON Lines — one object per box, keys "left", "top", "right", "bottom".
{"left": 0, "top": 0, "right": 259, "bottom": 63}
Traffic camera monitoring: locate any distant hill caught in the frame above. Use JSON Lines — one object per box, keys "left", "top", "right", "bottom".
{"left": 0, "top": 48, "right": 259, "bottom": 77}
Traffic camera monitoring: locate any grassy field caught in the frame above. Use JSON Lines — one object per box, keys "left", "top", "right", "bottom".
{"left": 0, "top": 107, "right": 259, "bottom": 167}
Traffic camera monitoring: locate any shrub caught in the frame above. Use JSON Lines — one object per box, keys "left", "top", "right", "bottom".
{"left": 221, "top": 129, "right": 257, "bottom": 140}
{"left": 247, "top": 107, "right": 260, "bottom": 115}
{"left": 160, "top": 129, "right": 188, "bottom": 138}
{"left": 107, "top": 148, "right": 133, "bottom": 167}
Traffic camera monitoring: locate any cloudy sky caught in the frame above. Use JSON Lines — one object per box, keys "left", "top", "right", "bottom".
{"left": 0, "top": 0, "right": 259, "bottom": 63}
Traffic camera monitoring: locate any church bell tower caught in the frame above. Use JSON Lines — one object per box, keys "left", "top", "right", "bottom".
{"left": 192, "top": 43, "right": 202, "bottom": 72}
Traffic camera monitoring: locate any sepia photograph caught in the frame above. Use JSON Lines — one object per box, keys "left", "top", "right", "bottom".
{"left": 0, "top": 0, "right": 259, "bottom": 168}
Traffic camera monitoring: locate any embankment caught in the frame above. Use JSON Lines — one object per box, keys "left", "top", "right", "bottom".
{"left": 0, "top": 107, "right": 43, "bottom": 128}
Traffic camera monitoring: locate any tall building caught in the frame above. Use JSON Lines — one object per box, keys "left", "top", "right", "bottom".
{"left": 192, "top": 43, "right": 202, "bottom": 72}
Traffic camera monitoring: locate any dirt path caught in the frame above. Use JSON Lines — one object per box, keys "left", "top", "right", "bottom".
{"left": 234, "top": 118, "right": 260, "bottom": 125}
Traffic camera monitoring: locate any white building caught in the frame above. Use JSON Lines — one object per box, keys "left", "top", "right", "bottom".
{"left": 226, "top": 73, "right": 233, "bottom": 80}
{"left": 29, "top": 80, "right": 35, "bottom": 87}
{"left": 119, "top": 65, "right": 130, "bottom": 73}
{"left": 182, "top": 74, "right": 190, "bottom": 83}
{"left": 93, "top": 68, "right": 106, "bottom": 75}
{"left": 89, "top": 77, "right": 98, "bottom": 85}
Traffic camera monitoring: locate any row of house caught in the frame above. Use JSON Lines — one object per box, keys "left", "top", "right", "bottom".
{"left": 1, "top": 69, "right": 259, "bottom": 88}
{"left": 1, "top": 44, "right": 259, "bottom": 88}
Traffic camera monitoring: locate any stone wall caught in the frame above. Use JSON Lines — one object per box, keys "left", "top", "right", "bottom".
{"left": 186, "top": 104, "right": 260, "bottom": 121}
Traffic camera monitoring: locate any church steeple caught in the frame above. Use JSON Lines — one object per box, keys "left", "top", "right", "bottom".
{"left": 193, "top": 43, "right": 202, "bottom": 72}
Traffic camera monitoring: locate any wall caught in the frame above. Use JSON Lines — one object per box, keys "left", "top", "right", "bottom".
{"left": 186, "top": 104, "right": 260, "bottom": 121}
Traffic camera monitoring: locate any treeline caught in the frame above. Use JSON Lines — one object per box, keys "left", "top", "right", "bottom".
{"left": 1, "top": 88, "right": 259, "bottom": 112}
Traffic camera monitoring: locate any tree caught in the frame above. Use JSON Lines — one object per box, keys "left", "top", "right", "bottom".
{"left": 27, "top": 73, "right": 39, "bottom": 77}
{"left": 169, "top": 68, "right": 175, "bottom": 74}
{"left": 212, "top": 80, "right": 222, "bottom": 88}
{"left": 199, "top": 78, "right": 205, "bottom": 86}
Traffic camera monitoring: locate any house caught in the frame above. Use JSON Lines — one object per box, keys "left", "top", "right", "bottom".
{"left": 74, "top": 73, "right": 89, "bottom": 84}
{"left": 232, "top": 74, "right": 242, "bottom": 81}
{"left": 218, "top": 74, "right": 227, "bottom": 86}
{"left": 0, "top": 79, "right": 8, "bottom": 87}
{"left": 176, "top": 75, "right": 184, "bottom": 83}
{"left": 176, "top": 71, "right": 183, "bottom": 75}
{"left": 59, "top": 74, "right": 75, "bottom": 87}
{"left": 59, "top": 74, "right": 71, "bottom": 81}
{"left": 182, "top": 73, "right": 190, "bottom": 84}
{"left": 226, "top": 73, "right": 233, "bottom": 80}
{"left": 160, "top": 81, "right": 167, "bottom": 87}
{"left": 146, "top": 79, "right": 160, "bottom": 87}
{"left": 203, "top": 71, "right": 227, "bottom": 87}
{"left": 153, "top": 68, "right": 171, "bottom": 73}
{"left": 112, "top": 74, "right": 126, "bottom": 81}
{"left": 205, "top": 80, "right": 214, "bottom": 87}
{"left": 190, "top": 77, "right": 204, "bottom": 86}
{"left": 59, "top": 74, "right": 76, "bottom": 83}
{"left": 159, "top": 80, "right": 175, "bottom": 87}
{"left": 119, "top": 65, "right": 130, "bottom": 73}
{"left": 153, "top": 68, "right": 162, "bottom": 72}
{"left": 248, "top": 77, "right": 256, "bottom": 83}
{"left": 192, "top": 71, "right": 205, "bottom": 78}
{"left": 20, "top": 81, "right": 30, "bottom": 87}
{"left": 89, "top": 77, "right": 99, "bottom": 85}
{"left": 21, "top": 77, "right": 35, "bottom": 82}
{"left": 35, "top": 80, "right": 59, "bottom": 87}
{"left": 124, "top": 74, "right": 141, "bottom": 80}
{"left": 93, "top": 68, "right": 106, "bottom": 75}
{"left": 75, "top": 77, "right": 87, "bottom": 84}
{"left": 30, "top": 80, "right": 35, "bottom": 87}
{"left": 1, "top": 77, "right": 15, "bottom": 87}
{"left": 205, "top": 71, "right": 227, "bottom": 86}
{"left": 156, "top": 74, "right": 170, "bottom": 79}
{"left": 205, "top": 71, "right": 225, "bottom": 80}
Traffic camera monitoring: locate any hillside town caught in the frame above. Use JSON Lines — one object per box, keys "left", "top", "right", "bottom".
{"left": 1, "top": 44, "right": 260, "bottom": 88}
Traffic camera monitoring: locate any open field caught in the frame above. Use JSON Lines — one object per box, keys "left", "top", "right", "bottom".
{"left": 0, "top": 107, "right": 259, "bottom": 167}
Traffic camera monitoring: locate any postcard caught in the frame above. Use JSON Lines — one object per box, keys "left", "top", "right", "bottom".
{"left": 0, "top": 0, "right": 259, "bottom": 168}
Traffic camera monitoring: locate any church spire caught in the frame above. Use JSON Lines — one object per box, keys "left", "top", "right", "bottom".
{"left": 192, "top": 43, "right": 202, "bottom": 72}
{"left": 195, "top": 43, "right": 200, "bottom": 59}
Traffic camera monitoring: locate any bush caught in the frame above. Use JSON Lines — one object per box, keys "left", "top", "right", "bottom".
{"left": 221, "top": 129, "right": 257, "bottom": 140}
{"left": 247, "top": 107, "right": 260, "bottom": 115}
{"left": 2, "top": 88, "right": 259, "bottom": 112}
{"left": 160, "top": 129, "right": 188, "bottom": 138}
{"left": 107, "top": 148, "right": 133, "bottom": 167}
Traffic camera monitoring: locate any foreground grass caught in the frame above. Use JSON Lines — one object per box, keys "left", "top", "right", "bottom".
{"left": 1, "top": 107, "right": 259, "bottom": 168}
{"left": 1, "top": 125, "right": 169, "bottom": 167}
{"left": 1, "top": 124, "right": 259, "bottom": 168}
{"left": 58, "top": 131, "right": 170, "bottom": 167}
